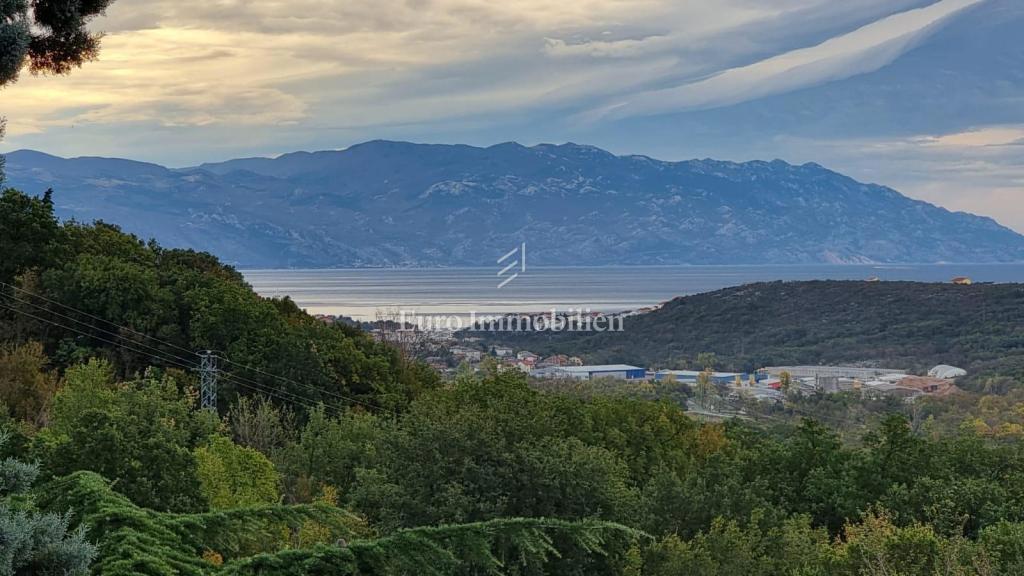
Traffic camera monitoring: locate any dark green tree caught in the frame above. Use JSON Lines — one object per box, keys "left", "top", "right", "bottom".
{"left": 351, "top": 369, "right": 642, "bottom": 530}
{"left": 0, "top": 0, "right": 114, "bottom": 87}
{"left": 0, "top": 188, "right": 58, "bottom": 285}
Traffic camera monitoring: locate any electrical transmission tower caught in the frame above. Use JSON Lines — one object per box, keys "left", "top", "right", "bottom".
{"left": 199, "top": 351, "right": 218, "bottom": 411}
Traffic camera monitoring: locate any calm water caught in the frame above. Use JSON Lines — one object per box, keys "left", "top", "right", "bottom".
{"left": 243, "top": 264, "right": 1024, "bottom": 321}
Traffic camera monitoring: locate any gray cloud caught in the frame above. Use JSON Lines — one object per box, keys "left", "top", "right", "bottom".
{"left": 582, "top": 0, "right": 985, "bottom": 120}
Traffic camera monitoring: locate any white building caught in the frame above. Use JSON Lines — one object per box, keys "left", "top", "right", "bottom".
{"left": 546, "top": 364, "right": 646, "bottom": 381}
{"left": 928, "top": 365, "right": 967, "bottom": 379}
{"left": 764, "top": 366, "right": 906, "bottom": 380}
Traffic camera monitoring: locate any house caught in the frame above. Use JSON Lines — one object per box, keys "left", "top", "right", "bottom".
{"left": 537, "top": 354, "right": 569, "bottom": 367}
{"left": 516, "top": 356, "right": 538, "bottom": 372}
{"left": 492, "top": 347, "right": 514, "bottom": 357}
{"left": 451, "top": 347, "right": 482, "bottom": 362}
{"left": 517, "top": 350, "right": 539, "bottom": 361}
{"left": 952, "top": 276, "right": 973, "bottom": 285}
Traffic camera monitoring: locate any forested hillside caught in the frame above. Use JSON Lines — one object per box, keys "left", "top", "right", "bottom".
{"left": 10, "top": 187, "right": 1024, "bottom": 574}
{"left": 476, "top": 280, "right": 1024, "bottom": 391}
{"left": 0, "top": 187, "right": 438, "bottom": 413}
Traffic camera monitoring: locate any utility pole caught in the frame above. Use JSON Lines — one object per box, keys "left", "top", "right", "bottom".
{"left": 199, "top": 351, "right": 218, "bottom": 412}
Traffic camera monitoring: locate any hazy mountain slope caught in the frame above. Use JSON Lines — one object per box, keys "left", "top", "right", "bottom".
{"left": 5, "top": 140, "right": 1024, "bottom": 267}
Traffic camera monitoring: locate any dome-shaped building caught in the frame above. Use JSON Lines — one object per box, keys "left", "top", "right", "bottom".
{"left": 928, "top": 364, "right": 967, "bottom": 379}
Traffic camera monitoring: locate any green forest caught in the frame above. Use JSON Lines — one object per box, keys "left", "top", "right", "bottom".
{"left": 10, "top": 187, "right": 1024, "bottom": 575}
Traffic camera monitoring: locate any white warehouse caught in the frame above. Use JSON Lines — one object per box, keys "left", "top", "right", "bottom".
{"left": 545, "top": 365, "right": 646, "bottom": 381}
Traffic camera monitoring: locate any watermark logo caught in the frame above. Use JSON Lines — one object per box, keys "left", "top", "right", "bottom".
{"left": 497, "top": 242, "right": 526, "bottom": 288}
{"left": 395, "top": 308, "right": 625, "bottom": 333}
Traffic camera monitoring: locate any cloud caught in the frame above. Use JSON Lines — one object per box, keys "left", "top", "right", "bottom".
{"left": 918, "top": 126, "right": 1024, "bottom": 148}
{"left": 543, "top": 35, "right": 675, "bottom": 59}
{"left": 584, "top": 0, "right": 987, "bottom": 120}
{"left": 4, "top": 0, "right": 952, "bottom": 147}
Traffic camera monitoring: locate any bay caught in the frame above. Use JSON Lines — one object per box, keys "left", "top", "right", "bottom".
{"left": 243, "top": 264, "right": 1024, "bottom": 321}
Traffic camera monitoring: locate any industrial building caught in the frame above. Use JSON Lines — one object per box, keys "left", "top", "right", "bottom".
{"left": 764, "top": 366, "right": 906, "bottom": 380}
{"left": 654, "top": 370, "right": 750, "bottom": 385}
{"left": 545, "top": 364, "right": 646, "bottom": 381}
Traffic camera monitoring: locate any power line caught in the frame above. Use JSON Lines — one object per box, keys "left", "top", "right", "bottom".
{"left": 216, "top": 355, "right": 393, "bottom": 414}
{"left": 0, "top": 298, "right": 341, "bottom": 413}
{"left": 0, "top": 299, "right": 196, "bottom": 372}
{"left": 0, "top": 281, "right": 200, "bottom": 359}
{"left": 216, "top": 371, "right": 332, "bottom": 414}
{"left": 0, "top": 290, "right": 200, "bottom": 368}
{"left": 1, "top": 280, "right": 391, "bottom": 412}
{"left": 213, "top": 365, "right": 348, "bottom": 414}
{"left": 2, "top": 281, "right": 390, "bottom": 412}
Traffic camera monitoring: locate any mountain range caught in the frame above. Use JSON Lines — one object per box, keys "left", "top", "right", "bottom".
{"left": 3, "top": 140, "right": 1023, "bottom": 267}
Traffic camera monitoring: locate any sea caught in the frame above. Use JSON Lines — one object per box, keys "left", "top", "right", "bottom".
{"left": 243, "top": 264, "right": 1024, "bottom": 322}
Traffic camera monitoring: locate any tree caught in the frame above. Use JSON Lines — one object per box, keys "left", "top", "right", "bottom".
{"left": 0, "top": 341, "right": 58, "bottom": 425}
{"left": 276, "top": 407, "right": 383, "bottom": 504}
{"left": 1, "top": 200, "right": 433, "bottom": 414}
{"left": 696, "top": 352, "right": 718, "bottom": 371}
{"left": 350, "top": 370, "right": 648, "bottom": 530}
{"left": 643, "top": 513, "right": 831, "bottom": 576}
{"left": 0, "top": 0, "right": 115, "bottom": 87}
{"left": 195, "top": 436, "right": 281, "bottom": 510}
{"left": 779, "top": 370, "right": 792, "bottom": 394}
{"left": 832, "top": 510, "right": 966, "bottom": 576}
{"left": 2, "top": 0, "right": 115, "bottom": 195}
{"left": 0, "top": 430, "right": 96, "bottom": 575}
{"left": 0, "top": 189, "right": 59, "bottom": 285}
{"left": 229, "top": 395, "right": 296, "bottom": 457}
{"left": 36, "top": 361, "right": 218, "bottom": 512}
{"left": 510, "top": 436, "right": 639, "bottom": 521}
{"left": 695, "top": 369, "right": 711, "bottom": 409}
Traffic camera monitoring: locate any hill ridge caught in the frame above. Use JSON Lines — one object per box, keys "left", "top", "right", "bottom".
{"left": 4, "top": 141, "right": 1023, "bottom": 267}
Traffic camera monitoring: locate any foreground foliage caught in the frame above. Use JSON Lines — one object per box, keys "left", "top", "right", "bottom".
{"left": 9, "top": 187, "right": 1024, "bottom": 573}
{"left": 37, "top": 471, "right": 641, "bottom": 576}
{"left": 0, "top": 432, "right": 95, "bottom": 575}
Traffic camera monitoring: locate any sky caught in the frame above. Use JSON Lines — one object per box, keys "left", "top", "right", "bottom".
{"left": 2, "top": 0, "right": 1023, "bottom": 230}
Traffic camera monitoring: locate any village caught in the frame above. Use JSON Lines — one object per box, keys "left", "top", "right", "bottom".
{"left": 308, "top": 294, "right": 973, "bottom": 407}
{"left": 440, "top": 341, "right": 965, "bottom": 405}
